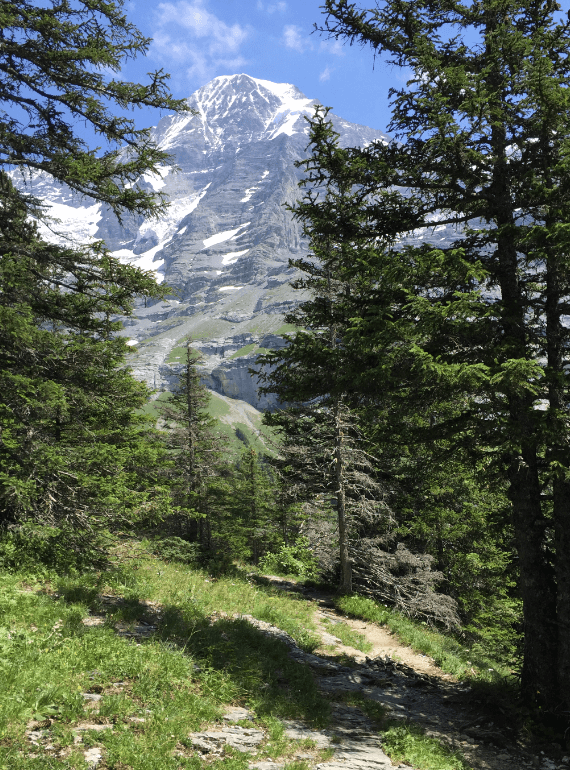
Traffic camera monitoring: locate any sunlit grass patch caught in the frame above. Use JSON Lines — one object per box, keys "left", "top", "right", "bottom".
{"left": 320, "top": 616, "right": 372, "bottom": 653}
{"left": 56, "top": 544, "right": 327, "bottom": 719}
{"left": 0, "top": 574, "right": 222, "bottom": 769}
{"left": 382, "top": 723, "right": 470, "bottom": 770}
{"left": 0, "top": 543, "right": 335, "bottom": 770}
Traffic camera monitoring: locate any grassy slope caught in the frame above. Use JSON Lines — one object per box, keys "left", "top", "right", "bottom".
{"left": 0, "top": 539, "right": 498, "bottom": 770}
{"left": 0, "top": 546, "right": 329, "bottom": 770}
{"left": 140, "top": 390, "right": 274, "bottom": 458}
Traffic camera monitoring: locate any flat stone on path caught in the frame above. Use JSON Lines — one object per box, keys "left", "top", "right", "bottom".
{"left": 223, "top": 706, "right": 254, "bottom": 723}
{"left": 282, "top": 719, "right": 332, "bottom": 749}
{"left": 188, "top": 726, "right": 265, "bottom": 753}
{"left": 84, "top": 747, "right": 103, "bottom": 767}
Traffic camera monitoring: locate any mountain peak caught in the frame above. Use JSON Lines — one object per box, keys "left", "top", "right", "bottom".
{"left": 203, "top": 73, "right": 308, "bottom": 103}
{"left": 23, "top": 75, "right": 392, "bottom": 406}
{"left": 154, "top": 73, "right": 317, "bottom": 152}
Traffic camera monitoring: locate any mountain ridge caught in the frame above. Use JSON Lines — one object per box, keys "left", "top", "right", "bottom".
{"left": 14, "top": 74, "right": 391, "bottom": 407}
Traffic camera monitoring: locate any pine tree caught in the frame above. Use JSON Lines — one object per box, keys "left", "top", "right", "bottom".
{"left": 1, "top": 0, "right": 187, "bottom": 219}
{"left": 258, "top": 177, "right": 398, "bottom": 593}
{"left": 314, "top": 0, "right": 570, "bottom": 711}
{"left": 0, "top": 176, "right": 172, "bottom": 548}
{"left": 0, "top": 1, "right": 187, "bottom": 552}
{"left": 228, "top": 448, "right": 280, "bottom": 564}
{"left": 159, "top": 345, "right": 222, "bottom": 549}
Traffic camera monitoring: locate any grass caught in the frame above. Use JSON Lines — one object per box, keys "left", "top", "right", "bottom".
{"left": 166, "top": 344, "right": 203, "bottom": 365}
{"left": 137, "top": 391, "right": 171, "bottom": 420}
{"left": 228, "top": 343, "right": 258, "bottom": 360}
{"left": 1, "top": 539, "right": 498, "bottom": 770}
{"left": 0, "top": 546, "right": 332, "bottom": 770}
{"left": 227, "top": 344, "right": 271, "bottom": 360}
{"left": 275, "top": 323, "right": 298, "bottom": 336}
{"left": 335, "top": 594, "right": 511, "bottom": 683}
{"left": 207, "top": 392, "right": 231, "bottom": 419}
{"left": 0, "top": 574, "right": 222, "bottom": 769}
{"left": 382, "top": 723, "right": 471, "bottom": 770}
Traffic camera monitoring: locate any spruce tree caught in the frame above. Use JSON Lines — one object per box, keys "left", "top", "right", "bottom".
{"left": 0, "top": 1, "right": 187, "bottom": 550}
{"left": 258, "top": 171, "right": 397, "bottom": 593}
{"left": 228, "top": 448, "right": 280, "bottom": 564}
{"left": 159, "top": 346, "right": 222, "bottom": 549}
{"left": 1, "top": 0, "right": 187, "bottom": 219}
{"left": 314, "top": 0, "right": 570, "bottom": 711}
{"left": 0, "top": 175, "right": 171, "bottom": 548}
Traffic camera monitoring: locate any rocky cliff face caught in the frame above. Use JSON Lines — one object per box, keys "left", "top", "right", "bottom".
{"left": 16, "top": 75, "right": 390, "bottom": 407}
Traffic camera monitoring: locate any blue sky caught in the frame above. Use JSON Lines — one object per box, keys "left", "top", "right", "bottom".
{"left": 121, "top": 0, "right": 398, "bottom": 133}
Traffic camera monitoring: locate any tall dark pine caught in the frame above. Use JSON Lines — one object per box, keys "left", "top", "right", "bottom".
{"left": 317, "top": 0, "right": 570, "bottom": 711}
{"left": 258, "top": 138, "right": 397, "bottom": 592}
{"left": 0, "top": 178, "right": 171, "bottom": 541}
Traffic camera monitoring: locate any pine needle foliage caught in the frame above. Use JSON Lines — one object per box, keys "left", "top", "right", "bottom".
{"left": 1, "top": 0, "right": 188, "bottom": 220}
{"left": 316, "top": 0, "right": 570, "bottom": 713}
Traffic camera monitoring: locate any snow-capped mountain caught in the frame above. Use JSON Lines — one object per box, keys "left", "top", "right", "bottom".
{"left": 15, "top": 74, "right": 391, "bottom": 407}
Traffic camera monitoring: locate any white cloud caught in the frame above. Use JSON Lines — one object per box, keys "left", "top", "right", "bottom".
{"left": 319, "top": 66, "right": 332, "bottom": 82}
{"left": 319, "top": 39, "right": 345, "bottom": 56}
{"left": 153, "top": 0, "right": 251, "bottom": 82}
{"left": 282, "top": 24, "right": 311, "bottom": 53}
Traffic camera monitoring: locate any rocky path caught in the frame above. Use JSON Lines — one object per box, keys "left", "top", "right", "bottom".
{"left": 235, "top": 576, "right": 564, "bottom": 770}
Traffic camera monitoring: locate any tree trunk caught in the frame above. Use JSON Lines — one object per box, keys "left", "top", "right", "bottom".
{"left": 554, "top": 478, "right": 570, "bottom": 709}
{"left": 489, "top": 76, "right": 558, "bottom": 705}
{"left": 546, "top": 251, "right": 570, "bottom": 710}
{"left": 509, "top": 447, "right": 558, "bottom": 707}
{"left": 334, "top": 399, "right": 352, "bottom": 593}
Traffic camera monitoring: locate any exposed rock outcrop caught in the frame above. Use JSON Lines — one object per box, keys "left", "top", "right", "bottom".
{"left": 20, "top": 74, "right": 390, "bottom": 407}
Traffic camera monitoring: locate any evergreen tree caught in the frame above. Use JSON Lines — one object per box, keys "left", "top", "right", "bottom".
{"left": 264, "top": 402, "right": 390, "bottom": 592}
{"left": 258, "top": 205, "right": 397, "bottom": 593}
{"left": 314, "top": 0, "right": 570, "bottom": 711}
{"left": 0, "top": 0, "right": 187, "bottom": 552}
{"left": 1, "top": 0, "right": 187, "bottom": 219}
{"left": 0, "top": 175, "right": 172, "bottom": 549}
{"left": 159, "top": 346, "right": 222, "bottom": 549}
{"left": 228, "top": 448, "right": 280, "bottom": 564}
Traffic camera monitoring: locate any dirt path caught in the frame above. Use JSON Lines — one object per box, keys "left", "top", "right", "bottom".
{"left": 49, "top": 575, "right": 562, "bottom": 770}
{"left": 313, "top": 607, "right": 453, "bottom": 680}
{"left": 258, "top": 575, "right": 561, "bottom": 770}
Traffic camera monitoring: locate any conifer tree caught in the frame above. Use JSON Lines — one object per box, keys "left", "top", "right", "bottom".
{"left": 228, "top": 448, "right": 280, "bottom": 563}
{"left": 159, "top": 346, "right": 221, "bottom": 548}
{"left": 258, "top": 190, "right": 396, "bottom": 592}
{"left": 0, "top": 175, "right": 172, "bottom": 548}
{"left": 0, "top": 0, "right": 187, "bottom": 548}
{"left": 313, "top": 0, "right": 570, "bottom": 711}
{"left": 1, "top": 0, "right": 187, "bottom": 219}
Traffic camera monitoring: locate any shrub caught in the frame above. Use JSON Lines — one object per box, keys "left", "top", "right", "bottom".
{"left": 150, "top": 536, "right": 201, "bottom": 565}
{"left": 259, "top": 538, "right": 319, "bottom": 579}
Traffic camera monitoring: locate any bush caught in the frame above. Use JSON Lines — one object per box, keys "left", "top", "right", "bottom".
{"left": 0, "top": 523, "right": 106, "bottom": 574}
{"left": 258, "top": 538, "right": 319, "bottom": 579}
{"left": 150, "top": 536, "right": 202, "bottom": 565}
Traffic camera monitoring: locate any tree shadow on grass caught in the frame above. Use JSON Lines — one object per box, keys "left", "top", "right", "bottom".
{"left": 53, "top": 579, "right": 330, "bottom": 728}
{"left": 158, "top": 605, "right": 330, "bottom": 727}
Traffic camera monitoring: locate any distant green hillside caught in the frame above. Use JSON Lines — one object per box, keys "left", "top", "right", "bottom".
{"left": 141, "top": 390, "right": 276, "bottom": 457}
